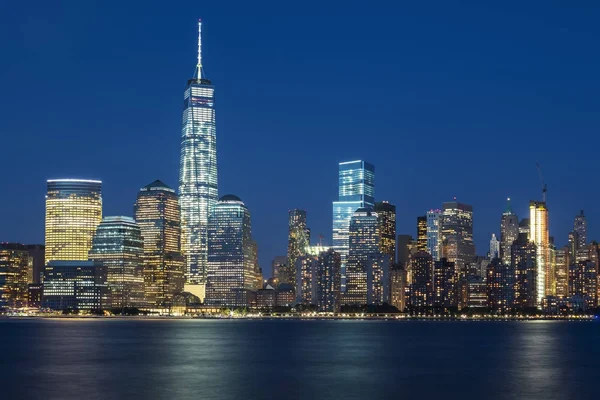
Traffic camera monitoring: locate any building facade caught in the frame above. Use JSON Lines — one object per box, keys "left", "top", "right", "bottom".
{"left": 511, "top": 233, "right": 537, "bottom": 309}
{"left": 500, "top": 199, "right": 519, "bottom": 264}
{"left": 573, "top": 210, "right": 587, "bottom": 248}
{"left": 426, "top": 210, "right": 441, "bottom": 261}
{"left": 408, "top": 252, "right": 433, "bottom": 309}
{"left": 45, "top": 179, "right": 102, "bottom": 264}
{"left": 417, "top": 216, "right": 428, "bottom": 253}
{"left": 205, "top": 195, "right": 254, "bottom": 307}
{"left": 42, "top": 261, "right": 107, "bottom": 310}
{"left": 489, "top": 234, "right": 500, "bottom": 259}
{"left": 0, "top": 243, "right": 31, "bottom": 308}
{"left": 529, "top": 201, "right": 550, "bottom": 305}
{"left": 433, "top": 258, "right": 456, "bottom": 308}
{"left": 374, "top": 201, "right": 396, "bottom": 263}
{"left": 486, "top": 259, "right": 514, "bottom": 312}
{"left": 88, "top": 216, "right": 145, "bottom": 308}
{"left": 134, "top": 180, "right": 185, "bottom": 307}
{"left": 286, "top": 209, "right": 309, "bottom": 287}
{"left": 440, "top": 201, "right": 475, "bottom": 273}
{"left": 179, "top": 20, "right": 219, "bottom": 285}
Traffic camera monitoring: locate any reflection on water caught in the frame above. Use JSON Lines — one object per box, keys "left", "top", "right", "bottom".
{"left": 0, "top": 319, "right": 597, "bottom": 400}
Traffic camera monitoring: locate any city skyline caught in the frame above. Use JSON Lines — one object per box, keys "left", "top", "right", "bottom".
{"left": 2, "top": 3, "right": 600, "bottom": 271}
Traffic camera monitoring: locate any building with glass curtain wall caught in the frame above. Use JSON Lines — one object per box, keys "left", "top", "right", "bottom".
{"left": 0, "top": 243, "right": 31, "bottom": 308}
{"left": 179, "top": 20, "right": 219, "bottom": 286}
{"left": 42, "top": 260, "right": 107, "bottom": 310}
{"left": 88, "top": 216, "right": 145, "bottom": 308}
{"left": 286, "top": 209, "right": 310, "bottom": 287}
{"left": 374, "top": 201, "right": 396, "bottom": 263}
{"left": 529, "top": 200, "right": 550, "bottom": 305}
{"left": 440, "top": 200, "right": 475, "bottom": 274}
{"left": 205, "top": 195, "right": 255, "bottom": 307}
{"left": 45, "top": 179, "right": 102, "bottom": 264}
{"left": 134, "top": 180, "right": 185, "bottom": 307}
{"left": 426, "top": 210, "right": 441, "bottom": 261}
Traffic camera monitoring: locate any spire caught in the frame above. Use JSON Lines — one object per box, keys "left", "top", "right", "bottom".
{"left": 197, "top": 19, "right": 203, "bottom": 80}
{"left": 504, "top": 197, "right": 513, "bottom": 215}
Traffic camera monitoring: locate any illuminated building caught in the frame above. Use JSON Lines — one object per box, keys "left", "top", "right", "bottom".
{"left": 296, "top": 255, "right": 317, "bottom": 305}
{"left": 456, "top": 275, "right": 486, "bottom": 310}
{"left": 396, "top": 234, "right": 413, "bottom": 268}
{"left": 28, "top": 283, "right": 43, "bottom": 308}
{"left": 489, "top": 234, "right": 500, "bottom": 259}
{"left": 276, "top": 284, "right": 295, "bottom": 307}
{"left": 486, "top": 258, "right": 514, "bottom": 312}
{"left": 390, "top": 264, "right": 407, "bottom": 311}
{"left": 408, "top": 252, "right": 433, "bottom": 309}
{"left": 519, "top": 218, "right": 530, "bottom": 237}
{"left": 569, "top": 260, "right": 597, "bottom": 310}
{"left": 45, "top": 179, "right": 102, "bottom": 264}
{"left": 42, "top": 261, "right": 107, "bottom": 310}
{"left": 433, "top": 258, "right": 456, "bottom": 308}
{"left": 375, "top": 201, "right": 396, "bottom": 262}
{"left": 554, "top": 246, "right": 569, "bottom": 299}
{"left": 286, "top": 209, "right": 309, "bottom": 287}
{"left": 332, "top": 160, "right": 375, "bottom": 289}
{"left": 0, "top": 243, "right": 31, "bottom": 308}
{"left": 271, "top": 256, "right": 287, "bottom": 287}
{"left": 417, "top": 216, "right": 427, "bottom": 253}
{"left": 134, "top": 180, "right": 185, "bottom": 307}
{"left": 345, "top": 208, "right": 388, "bottom": 305}
{"left": 205, "top": 195, "right": 254, "bottom": 307}
{"left": 179, "top": 20, "right": 219, "bottom": 285}
{"left": 426, "top": 210, "right": 441, "bottom": 261}
{"left": 256, "top": 285, "right": 277, "bottom": 308}
{"left": 511, "top": 233, "right": 537, "bottom": 309}
{"left": 440, "top": 200, "right": 475, "bottom": 273}
{"left": 573, "top": 210, "right": 587, "bottom": 248}
{"left": 25, "top": 244, "right": 45, "bottom": 284}
{"left": 88, "top": 216, "right": 145, "bottom": 308}
{"left": 317, "top": 249, "right": 341, "bottom": 311}
{"left": 500, "top": 199, "right": 519, "bottom": 264}
{"left": 529, "top": 201, "right": 550, "bottom": 304}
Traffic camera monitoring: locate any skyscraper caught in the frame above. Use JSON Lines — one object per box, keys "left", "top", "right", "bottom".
{"left": 408, "top": 252, "right": 433, "bottom": 309}
{"left": 286, "top": 209, "right": 309, "bottom": 287}
{"left": 88, "top": 216, "right": 145, "bottom": 308}
{"left": 0, "top": 243, "right": 31, "bottom": 308}
{"left": 134, "top": 180, "right": 185, "bottom": 307}
{"left": 45, "top": 179, "right": 102, "bottom": 264}
{"left": 440, "top": 200, "right": 475, "bottom": 273}
{"left": 529, "top": 201, "right": 550, "bottom": 305}
{"left": 573, "top": 210, "right": 587, "bottom": 248}
{"left": 486, "top": 258, "right": 514, "bottom": 312}
{"left": 500, "top": 198, "right": 519, "bottom": 264}
{"left": 426, "top": 210, "right": 441, "bottom": 261}
{"left": 316, "top": 249, "right": 341, "bottom": 312}
{"left": 332, "top": 160, "right": 375, "bottom": 280}
{"left": 511, "top": 233, "right": 537, "bottom": 309}
{"left": 433, "top": 258, "right": 456, "bottom": 308}
{"left": 374, "top": 201, "right": 396, "bottom": 263}
{"left": 206, "top": 195, "right": 254, "bottom": 307}
{"left": 417, "top": 216, "right": 428, "bottom": 253}
{"left": 489, "top": 234, "right": 500, "bottom": 259}
{"left": 179, "top": 20, "right": 219, "bottom": 286}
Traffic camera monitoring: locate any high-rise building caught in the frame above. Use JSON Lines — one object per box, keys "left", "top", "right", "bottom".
{"left": 390, "top": 264, "right": 407, "bottom": 311}
{"left": 25, "top": 245, "right": 44, "bottom": 284}
{"left": 345, "top": 208, "right": 388, "bottom": 305}
{"left": 426, "top": 210, "right": 441, "bottom": 261}
{"left": 511, "top": 233, "right": 537, "bottom": 309}
{"left": 332, "top": 160, "right": 375, "bottom": 286}
{"left": 569, "top": 260, "right": 597, "bottom": 310}
{"left": 0, "top": 243, "right": 31, "bottom": 308}
{"left": 374, "top": 201, "right": 396, "bottom": 263}
{"left": 179, "top": 20, "right": 219, "bottom": 286}
{"left": 433, "top": 258, "right": 456, "bottom": 308}
{"left": 500, "top": 198, "right": 519, "bottom": 264}
{"left": 45, "top": 179, "right": 102, "bottom": 264}
{"left": 316, "top": 249, "right": 341, "bottom": 312}
{"left": 456, "top": 275, "right": 487, "bottom": 310}
{"left": 396, "top": 234, "right": 413, "bottom": 268}
{"left": 88, "top": 216, "right": 145, "bottom": 308}
{"left": 42, "top": 261, "right": 107, "bottom": 310}
{"left": 271, "top": 256, "right": 287, "bottom": 287}
{"left": 296, "top": 255, "right": 317, "bottom": 305}
{"left": 134, "top": 180, "right": 185, "bottom": 307}
{"left": 529, "top": 201, "right": 550, "bottom": 304}
{"left": 486, "top": 258, "right": 514, "bottom": 312}
{"left": 519, "top": 218, "right": 530, "bottom": 237}
{"left": 286, "top": 209, "right": 309, "bottom": 287}
{"left": 555, "top": 246, "right": 569, "bottom": 299}
{"left": 417, "top": 216, "right": 427, "bottom": 253}
{"left": 489, "top": 234, "right": 500, "bottom": 260}
{"left": 205, "top": 195, "right": 254, "bottom": 307}
{"left": 440, "top": 200, "right": 475, "bottom": 273}
{"left": 573, "top": 210, "right": 587, "bottom": 248}
{"left": 408, "top": 252, "right": 433, "bottom": 309}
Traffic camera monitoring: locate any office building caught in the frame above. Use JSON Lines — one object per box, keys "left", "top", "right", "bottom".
{"left": 486, "top": 258, "right": 514, "bottom": 312}
{"left": 25, "top": 245, "right": 45, "bottom": 284}
{"left": 569, "top": 260, "right": 597, "bottom": 310}
{"left": 456, "top": 275, "right": 487, "bottom": 310}
{"left": 42, "top": 260, "right": 107, "bottom": 310}
{"left": 271, "top": 256, "right": 287, "bottom": 287}
{"left": 390, "top": 264, "right": 407, "bottom": 311}
{"left": 45, "top": 179, "right": 102, "bottom": 264}
{"left": 417, "top": 216, "right": 427, "bottom": 253}
{"left": 286, "top": 209, "right": 309, "bottom": 287}
{"left": 426, "top": 210, "right": 441, "bottom": 261}
{"left": 375, "top": 201, "right": 396, "bottom": 263}
{"left": 529, "top": 201, "right": 550, "bottom": 304}
{"left": 511, "top": 233, "right": 537, "bottom": 309}
{"left": 206, "top": 195, "right": 255, "bottom": 307}
{"left": 134, "top": 180, "right": 185, "bottom": 307}
{"left": 408, "top": 252, "right": 433, "bottom": 309}
{"left": 489, "top": 234, "right": 500, "bottom": 259}
{"left": 316, "top": 249, "right": 341, "bottom": 312}
{"left": 88, "top": 216, "right": 145, "bottom": 308}
{"left": 0, "top": 243, "right": 31, "bottom": 308}
{"left": 555, "top": 247, "right": 569, "bottom": 299}
{"left": 397, "top": 234, "right": 413, "bottom": 268}
{"left": 433, "top": 258, "right": 456, "bottom": 308}
{"left": 179, "top": 20, "right": 219, "bottom": 285}
{"left": 500, "top": 199, "right": 519, "bottom": 264}
{"left": 296, "top": 255, "right": 317, "bottom": 305}
{"left": 573, "top": 210, "right": 587, "bottom": 248}
{"left": 440, "top": 200, "right": 475, "bottom": 273}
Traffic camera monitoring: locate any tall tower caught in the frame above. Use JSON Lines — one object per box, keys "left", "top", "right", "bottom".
{"left": 529, "top": 201, "right": 550, "bottom": 305}
{"left": 426, "top": 210, "right": 441, "bottom": 261}
{"left": 45, "top": 179, "right": 102, "bottom": 264}
{"left": 417, "top": 216, "right": 428, "bottom": 253}
{"left": 374, "top": 201, "right": 396, "bottom": 263}
{"left": 134, "top": 180, "right": 185, "bottom": 307}
{"left": 440, "top": 200, "right": 475, "bottom": 273}
{"left": 500, "top": 198, "right": 519, "bottom": 264}
{"left": 573, "top": 210, "right": 587, "bottom": 248}
{"left": 489, "top": 234, "right": 500, "bottom": 259}
{"left": 286, "top": 209, "right": 310, "bottom": 286}
{"left": 179, "top": 19, "right": 218, "bottom": 286}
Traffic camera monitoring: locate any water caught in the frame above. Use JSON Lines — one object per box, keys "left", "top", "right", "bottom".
{"left": 0, "top": 319, "right": 598, "bottom": 400}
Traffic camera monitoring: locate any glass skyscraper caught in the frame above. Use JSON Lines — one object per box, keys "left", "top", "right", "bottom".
{"left": 45, "top": 179, "right": 102, "bottom": 264}
{"left": 332, "top": 160, "right": 375, "bottom": 289}
{"left": 179, "top": 19, "right": 218, "bottom": 285}
{"left": 205, "top": 195, "right": 254, "bottom": 307}
{"left": 529, "top": 200, "right": 550, "bottom": 305}
{"left": 286, "top": 209, "right": 310, "bottom": 286}
{"left": 440, "top": 200, "right": 475, "bottom": 273}
{"left": 88, "top": 216, "right": 145, "bottom": 308}
{"left": 426, "top": 209, "right": 441, "bottom": 261}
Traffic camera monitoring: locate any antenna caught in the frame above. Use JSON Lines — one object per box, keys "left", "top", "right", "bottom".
{"left": 197, "top": 19, "right": 203, "bottom": 79}
{"left": 536, "top": 162, "right": 547, "bottom": 203}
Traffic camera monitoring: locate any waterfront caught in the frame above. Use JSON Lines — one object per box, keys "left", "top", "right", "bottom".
{"left": 1, "top": 319, "right": 598, "bottom": 400}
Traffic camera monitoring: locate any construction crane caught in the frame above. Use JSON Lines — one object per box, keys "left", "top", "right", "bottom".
{"left": 536, "top": 162, "right": 547, "bottom": 203}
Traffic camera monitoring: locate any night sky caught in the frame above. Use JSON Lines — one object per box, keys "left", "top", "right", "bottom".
{"left": 2, "top": 1, "right": 600, "bottom": 273}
